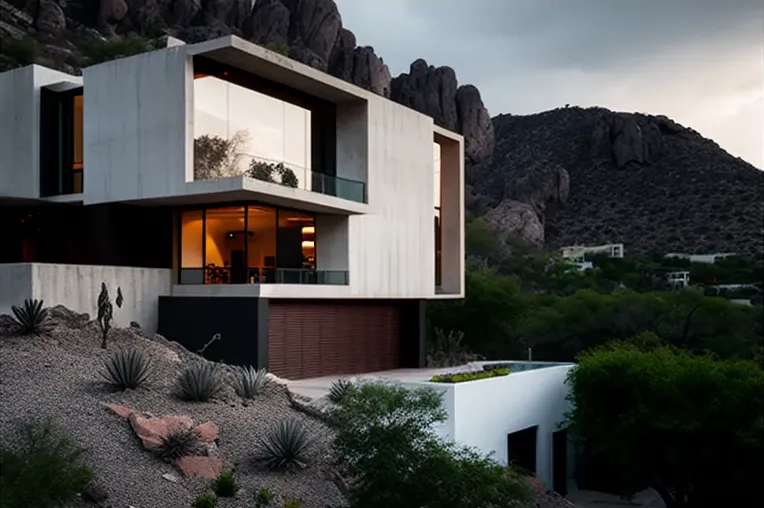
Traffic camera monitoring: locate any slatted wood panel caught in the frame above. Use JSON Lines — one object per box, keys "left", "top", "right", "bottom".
{"left": 268, "top": 301, "right": 402, "bottom": 380}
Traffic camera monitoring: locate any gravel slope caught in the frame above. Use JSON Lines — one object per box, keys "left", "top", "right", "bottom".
{"left": 0, "top": 306, "right": 344, "bottom": 508}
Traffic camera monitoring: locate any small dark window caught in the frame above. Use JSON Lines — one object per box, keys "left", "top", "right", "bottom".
{"left": 40, "top": 87, "right": 84, "bottom": 196}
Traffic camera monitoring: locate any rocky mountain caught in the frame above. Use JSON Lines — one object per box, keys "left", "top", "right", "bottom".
{"left": 2, "top": 0, "right": 762, "bottom": 258}
{"left": 469, "top": 107, "right": 764, "bottom": 257}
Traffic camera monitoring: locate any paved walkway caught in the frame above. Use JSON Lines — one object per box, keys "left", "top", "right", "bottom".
{"left": 567, "top": 489, "right": 666, "bottom": 508}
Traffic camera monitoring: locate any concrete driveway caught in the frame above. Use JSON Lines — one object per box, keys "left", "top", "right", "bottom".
{"left": 567, "top": 489, "right": 666, "bottom": 508}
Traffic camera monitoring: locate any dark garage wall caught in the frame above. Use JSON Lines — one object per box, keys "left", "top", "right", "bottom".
{"left": 158, "top": 296, "right": 268, "bottom": 368}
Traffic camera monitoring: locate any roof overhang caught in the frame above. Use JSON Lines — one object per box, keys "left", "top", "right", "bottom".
{"left": 124, "top": 176, "right": 369, "bottom": 215}
{"left": 187, "top": 36, "right": 368, "bottom": 104}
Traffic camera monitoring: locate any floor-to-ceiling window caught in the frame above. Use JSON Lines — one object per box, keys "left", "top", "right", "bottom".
{"left": 434, "top": 142, "right": 443, "bottom": 287}
{"left": 177, "top": 204, "right": 337, "bottom": 285}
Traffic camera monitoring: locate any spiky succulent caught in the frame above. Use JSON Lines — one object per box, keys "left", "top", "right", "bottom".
{"left": 176, "top": 362, "right": 225, "bottom": 402}
{"left": 10, "top": 299, "right": 49, "bottom": 335}
{"left": 254, "top": 418, "right": 313, "bottom": 470}
{"left": 327, "top": 378, "right": 354, "bottom": 405}
{"left": 156, "top": 423, "right": 201, "bottom": 461}
{"left": 100, "top": 348, "right": 152, "bottom": 390}
{"left": 232, "top": 366, "right": 268, "bottom": 399}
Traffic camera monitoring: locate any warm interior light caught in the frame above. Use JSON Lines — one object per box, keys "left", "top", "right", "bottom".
{"left": 302, "top": 226, "right": 315, "bottom": 235}
{"left": 301, "top": 240, "right": 315, "bottom": 248}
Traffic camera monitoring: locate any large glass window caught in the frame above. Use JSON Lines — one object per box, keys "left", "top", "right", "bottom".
{"left": 180, "top": 210, "right": 204, "bottom": 284}
{"left": 178, "top": 205, "right": 329, "bottom": 285}
{"left": 193, "top": 73, "right": 311, "bottom": 188}
{"left": 72, "top": 94, "right": 84, "bottom": 193}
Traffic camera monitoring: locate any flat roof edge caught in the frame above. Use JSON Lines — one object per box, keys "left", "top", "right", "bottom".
{"left": 434, "top": 124, "right": 464, "bottom": 142}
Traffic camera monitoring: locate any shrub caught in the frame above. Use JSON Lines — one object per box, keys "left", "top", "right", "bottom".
{"left": 255, "top": 418, "right": 313, "bottom": 470}
{"left": 81, "top": 35, "right": 152, "bottom": 65}
{"left": 246, "top": 160, "right": 299, "bottom": 188}
{"left": 254, "top": 487, "right": 275, "bottom": 507}
{"left": 328, "top": 381, "right": 532, "bottom": 508}
{"left": 283, "top": 501, "right": 302, "bottom": 508}
{"left": 0, "top": 421, "right": 94, "bottom": 508}
{"left": 429, "top": 367, "right": 509, "bottom": 383}
{"left": 427, "top": 328, "right": 482, "bottom": 367}
{"left": 327, "top": 378, "right": 353, "bottom": 405}
{"left": 100, "top": 348, "right": 152, "bottom": 390}
{"left": 9, "top": 299, "right": 49, "bottom": 335}
{"left": 232, "top": 366, "right": 268, "bottom": 399}
{"left": 193, "top": 132, "right": 248, "bottom": 180}
{"left": 176, "top": 362, "right": 225, "bottom": 402}
{"left": 156, "top": 424, "right": 201, "bottom": 462}
{"left": 211, "top": 469, "right": 237, "bottom": 497}
{"left": 2, "top": 36, "right": 41, "bottom": 66}
{"left": 191, "top": 492, "right": 217, "bottom": 508}
{"left": 264, "top": 41, "right": 290, "bottom": 56}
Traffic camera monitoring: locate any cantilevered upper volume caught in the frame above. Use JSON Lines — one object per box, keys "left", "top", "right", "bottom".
{"left": 0, "top": 35, "right": 464, "bottom": 379}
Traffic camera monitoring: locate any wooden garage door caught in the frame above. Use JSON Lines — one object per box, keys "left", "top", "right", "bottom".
{"left": 268, "top": 301, "right": 401, "bottom": 379}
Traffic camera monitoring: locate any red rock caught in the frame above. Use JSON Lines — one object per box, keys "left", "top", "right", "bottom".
{"left": 105, "top": 404, "right": 134, "bottom": 419}
{"left": 176, "top": 456, "right": 223, "bottom": 479}
{"left": 128, "top": 414, "right": 194, "bottom": 451}
{"left": 195, "top": 422, "right": 219, "bottom": 444}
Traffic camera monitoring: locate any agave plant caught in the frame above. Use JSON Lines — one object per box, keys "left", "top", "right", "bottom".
{"left": 232, "top": 366, "right": 268, "bottom": 399}
{"left": 255, "top": 418, "right": 313, "bottom": 470}
{"left": 100, "top": 348, "right": 152, "bottom": 390}
{"left": 156, "top": 423, "right": 201, "bottom": 461}
{"left": 10, "top": 299, "right": 49, "bottom": 335}
{"left": 327, "top": 378, "right": 354, "bottom": 405}
{"left": 176, "top": 362, "right": 225, "bottom": 402}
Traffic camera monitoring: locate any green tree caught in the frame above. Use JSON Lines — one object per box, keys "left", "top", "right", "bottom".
{"left": 566, "top": 344, "right": 764, "bottom": 508}
{"left": 329, "top": 382, "right": 532, "bottom": 508}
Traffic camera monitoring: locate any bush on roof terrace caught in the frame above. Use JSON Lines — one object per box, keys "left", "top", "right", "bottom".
{"left": 430, "top": 367, "right": 509, "bottom": 383}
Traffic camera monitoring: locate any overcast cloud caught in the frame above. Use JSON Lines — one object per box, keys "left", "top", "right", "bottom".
{"left": 334, "top": 0, "right": 764, "bottom": 168}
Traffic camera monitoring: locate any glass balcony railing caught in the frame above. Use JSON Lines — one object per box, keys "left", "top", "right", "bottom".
{"left": 311, "top": 172, "right": 366, "bottom": 204}
{"left": 178, "top": 267, "right": 349, "bottom": 286}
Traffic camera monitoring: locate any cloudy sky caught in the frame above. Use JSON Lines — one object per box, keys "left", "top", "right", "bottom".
{"left": 334, "top": 0, "right": 764, "bottom": 169}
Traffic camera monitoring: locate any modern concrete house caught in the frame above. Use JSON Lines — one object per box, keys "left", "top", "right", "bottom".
{"left": 0, "top": 36, "right": 465, "bottom": 380}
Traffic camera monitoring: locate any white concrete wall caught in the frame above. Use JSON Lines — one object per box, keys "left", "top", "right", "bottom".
{"left": 346, "top": 95, "right": 438, "bottom": 298}
{"left": 405, "top": 364, "right": 574, "bottom": 489}
{"left": 336, "top": 101, "right": 369, "bottom": 185}
{"left": 0, "top": 263, "right": 171, "bottom": 332}
{"left": 316, "top": 215, "right": 349, "bottom": 271}
{"left": 0, "top": 65, "right": 82, "bottom": 199}
{"left": 82, "top": 47, "right": 191, "bottom": 204}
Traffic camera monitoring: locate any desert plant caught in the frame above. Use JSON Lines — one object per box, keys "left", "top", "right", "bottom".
{"left": 232, "top": 366, "right": 268, "bottom": 399}
{"left": 254, "top": 487, "right": 275, "bottom": 507}
{"left": 100, "top": 348, "right": 152, "bottom": 390}
{"left": 191, "top": 492, "right": 217, "bottom": 508}
{"left": 0, "top": 420, "right": 94, "bottom": 508}
{"left": 327, "top": 378, "right": 353, "bottom": 405}
{"left": 176, "top": 362, "right": 225, "bottom": 402}
{"left": 255, "top": 418, "right": 313, "bottom": 470}
{"left": 283, "top": 501, "right": 302, "bottom": 508}
{"left": 9, "top": 299, "right": 49, "bottom": 335}
{"left": 2, "top": 36, "right": 41, "bottom": 66}
{"left": 156, "top": 424, "right": 201, "bottom": 461}
{"left": 426, "top": 328, "right": 482, "bottom": 368}
{"left": 193, "top": 131, "right": 248, "bottom": 180}
{"left": 211, "top": 469, "right": 237, "bottom": 497}
{"left": 97, "top": 283, "right": 123, "bottom": 348}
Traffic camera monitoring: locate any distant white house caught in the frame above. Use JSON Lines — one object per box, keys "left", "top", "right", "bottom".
{"left": 560, "top": 243, "right": 624, "bottom": 262}
{"left": 664, "top": 252, "right": 738, "bottom": 264}
{"left": 664, "top": 271, "right": 691, "bottom": 288}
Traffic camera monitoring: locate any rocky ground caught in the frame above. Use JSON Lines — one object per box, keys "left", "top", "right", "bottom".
{"left": 0, "top": 305, "right": 577, "bottom": 508}
{"left": 0, "top": 306, "right": 344, "bottom": 508}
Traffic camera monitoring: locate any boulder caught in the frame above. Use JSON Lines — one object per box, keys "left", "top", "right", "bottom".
{"left": 128, "top": 413, "right": 194, "bottom": 451}
{"left": 176, "top": 456, "right": 223, "bottom": 479}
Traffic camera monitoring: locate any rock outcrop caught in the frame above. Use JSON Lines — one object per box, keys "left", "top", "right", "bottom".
{"left": 471, "top": 107, "right": 764, "bottom": 256}
{"left": 1, "top": 0, "right": 490, "bottom": 168}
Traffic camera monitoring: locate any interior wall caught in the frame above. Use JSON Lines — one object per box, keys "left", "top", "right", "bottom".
{"left": 437, "top": 134, "right": 465, "bottom": 296}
